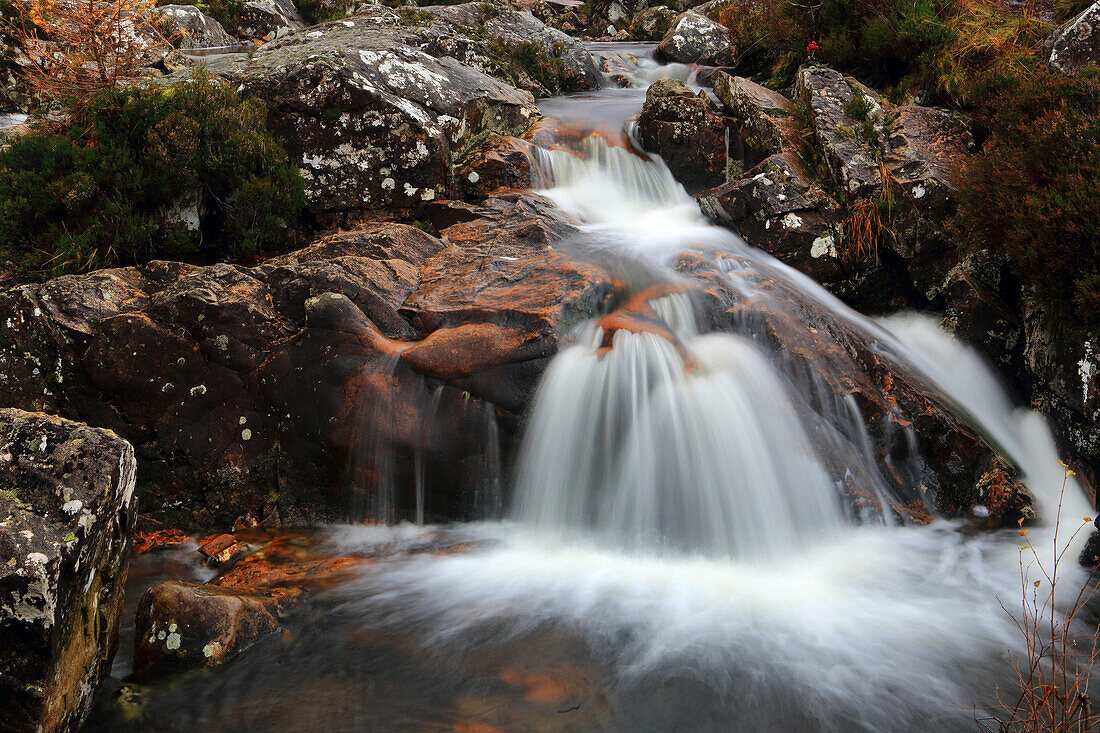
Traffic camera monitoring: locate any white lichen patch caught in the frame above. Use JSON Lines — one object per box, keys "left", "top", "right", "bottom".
{"left": 811, "top": 235, "right": 837, "bottom": 259}
{"left": 1081, "top": 340, "right": 1095, "bottom": 405}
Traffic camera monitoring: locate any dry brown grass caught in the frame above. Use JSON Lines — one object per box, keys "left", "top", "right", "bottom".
{"left": 978, "top": 471, "right": 1100, "bottom": 733}
{"left": 840, "top": 164, "right": 896, "bottom": 263}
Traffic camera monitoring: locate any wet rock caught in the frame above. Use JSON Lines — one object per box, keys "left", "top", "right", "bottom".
{"left": 153, "top": 5, "right": 237, "bottom": 49}
{"left": 132, "top": 529, "right": 191, "bottom": 554}
{"left": 1049, "top": 0, "right": 1100, "bottom": 75}
{"left": 454, "top": 134, "right": 535, "bottom": 200}
{"left": 171, "top": 18, "right": 540, "bottom": 224}
{"left": 0, "top": 409, "right": 137, "bottom": 733}
{"left": 636, "top": 77, "right": 730, "bottom": 193}
{"left": 883, "top": 104, "right": 974, "bottom": 297}
{"left": 796, "top": 65, "right": 886, "bottom": 199}
{"left": 238, "top": 0, "right": 305, "bottom": 39}
{"left": 132, "top": 530, "right": 368, "bottom": 679}
{"left": 939, "top": 249, "right": 1022, "bottom": 375}
{"left": 674, "top": 253, "right": 1034, "bottom": 524}
{"left": 631, "top": 5, "right": 677, "bottom": 40}
{"left": 402, "top": 192, "right": 607, "bottom": 338}
{"left": 655, "top": 10, "right": 734, "bottom": 66}
{"left": 132, "top": 580, "right": 281, "bottom": 678}
{"left": 712, "top": 71, "right": 798, "bottom": 159}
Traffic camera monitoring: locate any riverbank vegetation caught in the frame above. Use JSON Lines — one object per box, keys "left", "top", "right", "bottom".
{"left": 0, "top": 74, "right": 304, "bottom": 280}
{"left": 720, "top": 0, "right": 1100, "bottom": 337}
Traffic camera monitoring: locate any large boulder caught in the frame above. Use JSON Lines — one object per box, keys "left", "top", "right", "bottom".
{"left": 882, "top": 104, "right": 975, "bottom": 298}
{"left": 174, "top": 18, "right": 540, "bottom": 224}
{"left": 655, "top": 11, "right": 734, "bottom": 66}
{"left": 631, "top": 5, "right": 677, "bottom": 41}
{"left": 711, "top": 72, "right": 799, "bottom": 161}
{"left": 636, "top": 78, "right": 730, "bottom": 193}
{"left": 153, "top": 5, "right": 237, "bottom": 50}
{"left": 1049, "top": 0, "right": 1100, "bottom": 75}
{"left": 0, "top": 409, "right": 137, "bottom": 733}
{"left": 416, "top": 4, "right": 603, "bottom": 96}
{"left": 0, "top": 201, "right": 615, "bottom": 530}
{"left": 238, "top": 0, "right": 305, "bottom": 40}
{"left": 796, "top": 66, "right": 887, "bottom": 199}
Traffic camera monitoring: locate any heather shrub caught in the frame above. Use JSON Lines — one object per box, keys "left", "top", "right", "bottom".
{"left": 956, "top": 68, "right": 1100, "bottom": 335}
{"left": 719, "top": 0, "right": 1049, "bottom": 102}
{"left": 0, "top": 73, "right": 305, "bottom": 280}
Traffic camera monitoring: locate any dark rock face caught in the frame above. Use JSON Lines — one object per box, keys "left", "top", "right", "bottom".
{"left": 883, "top": 104, "right": 975, "bottom": 299}
{"left": 154, "top": 5, "right": 237, "bottom": 49}
{"left": 637, "top": 78, "right": 730, "bottom": 193}
{"left": 0, "top": 203, "right": 615, "bottom": 530}
{"left": 170, "top": 15, "right": 540, "bottom": 225}
{"left": 0, "top": 409, "right": 137, "bottom": 733}
{"left": 655, "top": 11, "right": 734, "bottom": 65}
{"left": 1023, "top": 300, "right": 1100, "bottom": 493}
{"left": 1049, "top": 1, "right": 1100, "bottom": 75}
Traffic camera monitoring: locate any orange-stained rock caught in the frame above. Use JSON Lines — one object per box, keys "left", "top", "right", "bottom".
{"left": 400, "top": 323, "right": 543, "bottom": 381}
{"left": 133, "top": 529, "right": 371, "bottom": 679}
{"left": 198, "top": 533, "right": 249, "bottom": 564}
{"left": 593, "top": 284, "right": 687, "bottom": 355}
{"left": 133, "top": 529, "right": 191, "bottom": 554}
{"left": 457, "top": 135, "right": 535, "bottom": 200}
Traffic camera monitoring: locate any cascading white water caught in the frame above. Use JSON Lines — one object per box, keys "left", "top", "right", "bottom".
{"left": 514, "top": 292, "right": 846, "bottom": 558}
{"left": 143, "top": 44, "right": 1098, "bottom": 733}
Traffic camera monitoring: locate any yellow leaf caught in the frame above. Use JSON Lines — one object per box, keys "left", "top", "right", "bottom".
{"left": 1034, "top": 581, "right": 1041, "bottom": 588}
{"left": 1018, "top": 529, "right": 1029, "bottom": 536}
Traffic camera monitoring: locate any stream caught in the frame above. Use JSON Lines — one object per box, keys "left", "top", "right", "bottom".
{"left": 90, "top": 44, "right": 1097, "bottom": 732}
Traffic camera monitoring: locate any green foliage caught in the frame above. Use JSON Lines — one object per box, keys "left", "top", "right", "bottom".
{"left": 295, "top": 0, "right": 349, "bottom": 26}
{"left": 721, "top": 0, "right": 1049, "bottom": 103}
{"left": 844, "top": 90, "right": 872, "bottom": 120}
{"left": 171, "top": 0, "right": 247, "bottom": 36}
{"left": 489, "top": 39, "right": 565, "bottom": 95}
{"left": 0, "top": 73, "right": 305, "bottom": 280}
{"left": 957, "top": 68, "right": 1100, "bottom": 335}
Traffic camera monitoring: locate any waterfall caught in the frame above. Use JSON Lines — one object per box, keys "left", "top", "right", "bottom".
{"left": 514, "top": 293, "right": 846, "bottom": 558}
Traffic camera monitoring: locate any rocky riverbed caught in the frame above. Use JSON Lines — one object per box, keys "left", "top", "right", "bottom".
{"left": 1, "top": 0, "right": 1099, "bottom": 730}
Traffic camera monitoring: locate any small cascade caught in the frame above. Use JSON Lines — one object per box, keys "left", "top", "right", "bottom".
{"left": 514, "top": 293, "right": 845, "bottom": 558}
{"left": 344, "top": 360, "right": 506, "bottom": 525}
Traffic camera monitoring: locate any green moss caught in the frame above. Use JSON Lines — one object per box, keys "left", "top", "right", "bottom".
{"left": 489, "top": 39, "right": 565, "bottom": 95}
{"left": 0, "top": 487, "right": 30, "bottom": 511}
{"left": 844, "top": 89, "right": 873, "bottom": 121}
{"left": 0, "top": 72, "right": 305, "bottom": 281}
